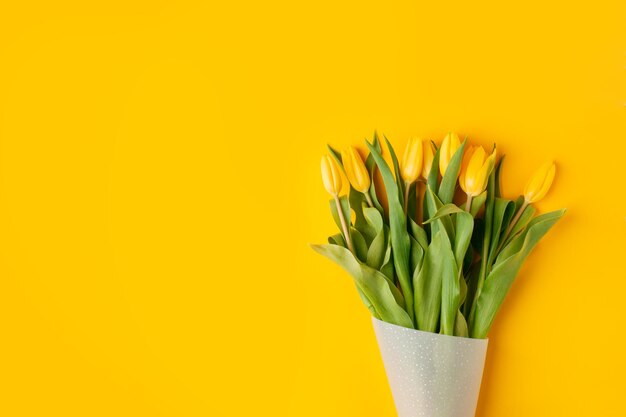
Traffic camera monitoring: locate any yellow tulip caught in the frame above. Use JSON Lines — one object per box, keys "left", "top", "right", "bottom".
{"left": 341, "top": 147, "right": 370, "bottom": 193}
{"left": 459, "top": 146, "right": 497, "bottom": 197}
{"left": 439, "top": 132, "right": 461, "bottom": 176}
{"left": 421, "top": 140, "right": 434, "bottom": 180}
{"left": 400, "top": 137, "right": 423, "bottom": 184}
{"left": 321, "top": 155, "right": 343, "bottom": 196}
{"left": 524, "top": 162, "right": 556, "bottom": 203}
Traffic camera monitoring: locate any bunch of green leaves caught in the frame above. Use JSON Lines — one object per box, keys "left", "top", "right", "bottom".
{"left": 311, "top": 133, "right": 564, "bottom": 338}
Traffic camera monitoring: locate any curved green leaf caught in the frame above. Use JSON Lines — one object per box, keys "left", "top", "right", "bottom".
{"left": 408, "top": 217, "right": 428, "bottom": 250}
{"left": 438, "top": 139, "right": 467, "bottom": 204}
{"left": 365, "top": 134, "right": 385, "bottom": 214}
{"left": 470, "top": 209, "right": 566, "bottom": 338}
{"left": 367, "top": 141, "right": 414, "bottom": 325}
{"left": 487, "top": 198, "right": 515, "bottom": 267}
{"left": 383, "top": 135, "right": 406, "bottom": 203}
{"left": 453, "top": 210, "right": 474, "bottom": 269}
{"left": 470, "top": 191, "right": 487, "bottom": 217}
{"left": 311, "top": 244, "right": 412, "bottom": 328}
{"left": 366, "top": 226, "right": 387, "bottom": 270}
{"left": 454, "top": 310, "right": 469, "bottom": 337}
{"left": 363, "top": 206, "right": 384, "bottom": 234}
{"left": 439, "top": 230, "right": 461, "bottom": 336}
{"left": 414, "top": 230, "right": 445, "bottom": 332}
{"left": 329, "top": 196, "right": 351, "bottom": 235}
{"left": 328, "top": 233, "right": 346, "bottom": 247}
{"left": 409, "top": 236, "right": 425, "bottom": 276}
{"left": 494, "top": 154, "right": 505, "bottom": 198}
{"left": 350, "top": 227, "right": 368, "bottom": 262}
{"left": 469, "top": 168, "right": 496, "bottom": 328}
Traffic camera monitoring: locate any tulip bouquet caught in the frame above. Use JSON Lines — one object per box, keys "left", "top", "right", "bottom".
{"left": 312, "top": 132, "right": 564, "bottom": 339}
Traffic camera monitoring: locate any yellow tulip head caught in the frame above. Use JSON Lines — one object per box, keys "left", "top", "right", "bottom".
{"left": 400, "top": 137, "right": 423, "bottom": 184}
{"left": 341, "top": 146, "right": 370, "bottom": 193}
{"left": 421, "top": 140, "right": 434, "bottom": 180}
{"left": 321, "top": 154, "right": 343, "bottom": 196}
{"left": 459, "top": 145, "right": 497, "bottom": 197}
{"left": 524, "top": 162, "right": 556, "bottom": 203}
{"left": 439, "top": 132, "right": 461, "bottom": 176}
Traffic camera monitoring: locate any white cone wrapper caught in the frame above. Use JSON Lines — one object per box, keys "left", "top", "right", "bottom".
{"left": 372, "top": 317, "right": 488, "bottom": 417}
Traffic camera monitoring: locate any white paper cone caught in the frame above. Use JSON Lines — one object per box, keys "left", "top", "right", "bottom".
{"left": 372, "top": 317, "right": 488, "bottom": 417}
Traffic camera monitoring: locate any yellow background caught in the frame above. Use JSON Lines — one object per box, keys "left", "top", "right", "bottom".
{"left": 0, "top": 1, "right": 624, "bottom": 416}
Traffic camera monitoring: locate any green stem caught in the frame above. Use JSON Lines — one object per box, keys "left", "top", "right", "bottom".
{"left": 334, "top": 195, "right": 354, "bottom": 253}
{"left": 495, "top": 200, "right": 529, "bottom": 256}
{"left": 403, "top": 182, "right": 411, "bottom": 215}
{"left": 364, "top": 192, "right": 374, "bottom": 208}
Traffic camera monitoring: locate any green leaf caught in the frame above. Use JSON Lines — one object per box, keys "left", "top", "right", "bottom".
{"left": 350, "top": 227, "right": 368, "bottom": 263}
{"left": 494, "top": 155, "right": 505, "bottom": 198}
{"left": 366, "top": 226, "right": 387, "bottom": 270}
{"left": 470, "top": 209, "right": 566, "bottom": 338}
{"left": 365, "top": 134, "right": 385, "bottom": 214}
{"left": 469, "top": 168, "right": 496, "bottom": 328}
{"left": 328, "top": 233, "right": 346, "bottom": 247}
{"left": 409, "top": 236, "right": 425, "bottom": 276}
{"left": 496, "top": 208, "right": 563, "bottom": 265}
{"left": 470, "top": 218, "right": 485, "bottom": 255}
{"left": 487, "top": 198, "right": 515, "bottom": 267}
{"left": 383, "top": 135, "right": 406, "bottom": 204}
{"left": 470, "top": 191, "right": 487, "bottom": 217}
{"left": 454, "top": 310, "right": 469, "bottom": 337}
{"left": 421, "top": 202, "right": 472, "bottom": 270}
{"left": 439, "top": 230, "right": 461, "bottom": 336}
{"left": 424, "top": 187, "right": 455, "bottom": 240}
{"left": 363, "top": 206, "right": 384, "bottom": 234}
{"left": 498, "top": 199, "right": 517, "bottom": 242}
{"left": 459, "top": 273, "right": 468, "bottom": 305}
{"left": 453, "top": 210, "right": 474, "bottom": 270}
{"left": 438, "top": 139, "right": 467, "bottom": 204}
{"left": 356, "top": 288, "right": 381, "bottom": 319}
{"left": 311, "top": 244, "right": 413, "bottom": 328}
{"left": 408, "top": 217, "right": 428, "bottom": 250}
{"left": 462, "top": 264, "right": 480, "bottom": 319}
{"left": 426, "top": 146, "right": 441, "bottom": 200}
{"left": 350, "top": 191, "right": 375, "bottom": 243}
{"left": 327, "top": 144, "right": 342, "bottom": 164}
{"left": 367, "top": 141, "right": 415, "bottom": 325}
{"left": 501, "top": 204, "right": 536, "bottom": 249}
{"left": 329, "top": 196, "right": 351, "bottom": 235}
{"left": 381, "top": 256, "right": 394, "bottom": 282}
{"left": 413, "top": 230, "right": 445, "bottom": 332}
{"left": 422, "top": 203, "right": 464, "bottom": 225}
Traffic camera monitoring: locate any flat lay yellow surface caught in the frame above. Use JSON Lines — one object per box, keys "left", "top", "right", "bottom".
{"left": 0, "top": 1, "right": 625, "bottom": 416}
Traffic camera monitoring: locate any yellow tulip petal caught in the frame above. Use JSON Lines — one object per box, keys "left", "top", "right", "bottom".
{"left": 472, "top": 151, "right": 496, "bottom": 196}
{"left": 458, "top": 145, "right": 476, "bottom": 194}
{"left": 421, "top": 141, "right": 434, "bottom": 179}
{"left": 321, "top": 154, "right": 343, "bottom": 195}
{"left": 400, "top": 137, "right": 423, "bottom": 184}
{"left": 439, "top": 132, "right": 461, "bottom": 176}
{"left": 341, "top": 146, "right": 370, "bottom": 193}
{"left": 524, "top": 162, "right": 556, "bottom": 203}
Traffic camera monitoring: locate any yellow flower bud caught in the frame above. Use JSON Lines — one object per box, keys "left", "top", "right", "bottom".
{"left": 400, "top": 137, "right": 423, "bottom": 184}
{"left": 321, "top": 154, "right": 343, "bottom": 196}
{"left": 439, "top": 132, "right": 461, "bottom": 176}
{"left": 341, "top": 146, "right": 370, "bottom": 193}
{"left": 459, "top": 145, "right": 497, "bottom": 197}
{"left": 524, "top": 162, "right": 556, "bottom": 203}
{"left": 421, "top": 140, "right": 434, "bottom": 180}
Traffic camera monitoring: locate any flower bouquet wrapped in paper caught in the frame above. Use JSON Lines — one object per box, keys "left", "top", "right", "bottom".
{"left": 312, "top": 132, "right": 564, "bottom": 417}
